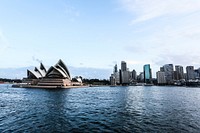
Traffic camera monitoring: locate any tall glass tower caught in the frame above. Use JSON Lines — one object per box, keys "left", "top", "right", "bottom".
{"left": 143, "top": 64, "right": 152, "bottom": 83}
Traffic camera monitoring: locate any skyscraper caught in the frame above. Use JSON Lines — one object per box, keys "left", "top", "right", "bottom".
{"left": 121, "top": 61, "right": 127, "bottom": 72}
{"left": 156, "top": 71, "right": 166, "bottom": 84}
{"left": 110, "top": 74, "right": 116, "bottom": 85}
{"left": 121, "top": 61, "right": 130, "bottom": 85}
{"left": 173, "top": 71, "right": 179, "bottom": 80}
{"left": 143, "top": 64, "right": 152, "bottom": 83}
{"left": 110, "top": 64, "right": 120, "bottom": 85}
{"left": 119, "top": 69, "right": 122, "bottom": 84}
{"left": 175, "top": 65, "right": 184, "bottom": 80}
{"left": 186, "top": 66, "right": 195, "bottom": 80}
{"left": 163, "top": 64, "right": 174, "bottom": 84}
{"left": 194, "top": 69, "right": 200, "bottom": 79}
{"left": 121, "top": 72, "right": 130, "bottom": 84}
{"left": 194, "top": 68, "right": 200, "bottom": 79}
{"left": 160, "top": 67, "right": 164, "bottom": 72}
{"left": 114, "top": 64, "right": 118, "bottom": 73}
{"left": 138, "top": 72, "right": 144, "bottom": 83}
{"left": 132, "top": 69, "right": 137, "bottom": 81}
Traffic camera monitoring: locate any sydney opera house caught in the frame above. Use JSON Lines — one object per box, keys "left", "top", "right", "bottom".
{"left": 21, "top": 59, "right": 82, "bottom": 88}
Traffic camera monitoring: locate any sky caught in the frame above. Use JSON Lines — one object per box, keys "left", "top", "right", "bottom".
{"left": 1, "top": 0, "right": 200, "bottom": 78}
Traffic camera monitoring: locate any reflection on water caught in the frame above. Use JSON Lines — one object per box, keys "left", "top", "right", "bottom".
{"left": 1, "top": 84, "right": 200, "bottom": 132}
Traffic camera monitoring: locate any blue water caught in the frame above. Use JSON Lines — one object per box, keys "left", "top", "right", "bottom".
{"left": 1, "top": 84, "right": 200, "bottom": 132}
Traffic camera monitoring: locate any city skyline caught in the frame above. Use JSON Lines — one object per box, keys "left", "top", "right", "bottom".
{"left": 1, "top": 0, "right": 200, "bottom": 77}
{"left": 110, "top": 60, "right": 200, "bottom": 86}
{"left": 111, "top": 61, "right": 200, "bottom": 78}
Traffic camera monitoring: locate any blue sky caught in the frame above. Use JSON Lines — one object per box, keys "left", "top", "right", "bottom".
{"left": 1, "top": 0, "right": 200, "bottom": 77}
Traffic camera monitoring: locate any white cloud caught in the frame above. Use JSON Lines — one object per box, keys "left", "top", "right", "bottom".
{"left": 120, "top": 0, "right": 200, "bottom": 24}
{"left": 154, "top": 52, "right": 200, "bottom": 69}
{"left": 119, "top": 0, "right": 200, "bottom": 70}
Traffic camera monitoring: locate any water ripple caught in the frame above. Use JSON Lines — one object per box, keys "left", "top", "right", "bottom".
{"left": 1, "top": 85, "right": 200, "bottom": 132}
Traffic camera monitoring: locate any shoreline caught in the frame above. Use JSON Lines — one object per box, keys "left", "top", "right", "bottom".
{"left": 12, "top": 84, "right": 89, "bottom": 89}
{"left": 8, "top": 83, "right": 200, "bottom": 89}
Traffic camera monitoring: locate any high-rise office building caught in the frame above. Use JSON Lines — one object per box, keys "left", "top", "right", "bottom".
{"left": 120, "top": 61, "right": 130, "bottom": 84}
{"left": 132, "top": 69, "right": 137, "bottom": 81}
{"left": 175, "top": 65, "right": 184, "bottom": 80}
{"left": 143, "top": 64, "right": 152, "bottom": 83}
{"left": 121, "top": 61, "right": 127, "bottom": 71}
{"left": 186, "top": 66, "right": 195, "bottom": 80}
{"left": 110, "top": 64, "right": 120, "bottom": 85}
{"left": 173, "top": 71, "right": 179, "bottom": 80}
{"left": 114, "top": 64, "right": 118, "bottom": 73}
{"left": 121, "top": 71, "right": 130, "bottom": 84}
{"left": 163, "top": 64, "right": 174, "bottom": 84}
{"left": 194, "top": 69, "right": 200, "bottom": 79}
{"left": 160, "top": 67, "right": 164, "bottom": 72}
{"left": 119, "top": 69, "right": 122, "bottom": 84}
{"left": 138, "top": 72, "right": 144, "bottom": 83}
{"left": 156, "top": 71, "right": 166, "bottom": 84}
{"left": 194, "top": 68, "right": 200, "bottom": 79}
{"left": 184, "top": 73, "right": 187, "bottom": 80}
{"left": 110, "top": 74, "right": 116, "bottom": 85}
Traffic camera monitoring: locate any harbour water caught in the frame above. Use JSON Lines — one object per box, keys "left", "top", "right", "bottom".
{"left": 1, "top": 84, "right": 200, "bottom": 132}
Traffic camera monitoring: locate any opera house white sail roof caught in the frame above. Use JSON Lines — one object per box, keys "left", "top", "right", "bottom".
{"left": 27, "top": 63, "right": 47, "bottom": 79}
{"left": 15, "top": 59, "right": 84, "bottom": 88}
{"left": 27, "top": 59, "right": 71, "bottom": 80}
{"left": 46, "top": 59, "right": 71, "bottom": 79}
